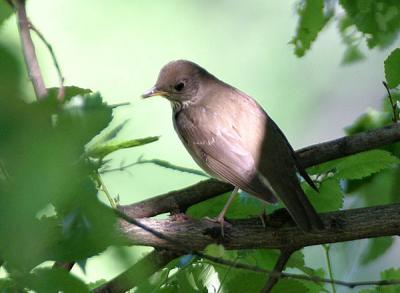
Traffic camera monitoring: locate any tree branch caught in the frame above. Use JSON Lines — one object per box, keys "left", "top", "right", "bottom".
{"left": 261, "top": 248, "right": 297, "bottom": 292}
{"left": 119, "top": 123, "right": 400, "bottom": 218}
{"left": 119, "top": 202, "right": 400, "bottom": 251}
{"left": 13, "top": 0, "right": 47, "bottom": 99}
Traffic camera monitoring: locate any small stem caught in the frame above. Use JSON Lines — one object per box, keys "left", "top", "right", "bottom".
{"left": 383, "top": 81, "right": 399, "bottom": 123}
{"left": 29, "top": 22, "right": 65, "bottom": 101}
{"left": 323, "top": 244, "right": 336, "bottom": 293}
{"left": 13, "top": 0, "right": 48, "bottom": 100}
{"left": 94, "top": 171, "right": 117, "bottom": 208}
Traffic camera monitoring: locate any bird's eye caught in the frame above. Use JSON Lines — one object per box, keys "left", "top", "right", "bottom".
{"left": 174, "top": 82, "right": 185, "bottom": 92}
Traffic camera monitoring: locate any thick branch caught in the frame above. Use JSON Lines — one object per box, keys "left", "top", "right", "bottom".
{"left": 120, "top": 123, "right": 400, "bottom": 218}
{"left": 13, "top": 0, "right": 47, "bottom": 99}
{"left": 119, "top": 203, "right": 400, "bottom": 251}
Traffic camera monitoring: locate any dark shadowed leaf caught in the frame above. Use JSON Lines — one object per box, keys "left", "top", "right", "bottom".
{"left": 23, "top": 268, "right": 89, "bottom": 293}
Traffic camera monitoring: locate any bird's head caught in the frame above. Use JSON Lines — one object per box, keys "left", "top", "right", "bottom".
{"left": 142, "top": 60, "right": 209, "bottom": 104}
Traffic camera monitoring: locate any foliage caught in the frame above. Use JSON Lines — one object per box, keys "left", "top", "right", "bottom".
{"left": 0, "top": 0, "right": 400, "bottom": 292}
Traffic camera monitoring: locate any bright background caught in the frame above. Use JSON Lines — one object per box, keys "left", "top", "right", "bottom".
{"left": 1, "top": 0, "right": 399, "bottom": 289}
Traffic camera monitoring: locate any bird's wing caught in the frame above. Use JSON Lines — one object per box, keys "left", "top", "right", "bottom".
{"left": 174, "top": 106, "right": 277, "bottom": 203}
{"left": 257, "top": 118, "right": 323, "bottom": 230}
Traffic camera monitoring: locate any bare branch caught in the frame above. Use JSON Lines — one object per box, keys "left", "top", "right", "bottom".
{"left": 261, "top": 248, "right": 297, "bottom": 292}
{"left": 119, "top": 123, "right": 400, "bottom": 218}
{"left": 13, "top": 0, "right": 47, "bottom": 99}
{"left": 29, "top": 22, "right": 65, "bottom": 101}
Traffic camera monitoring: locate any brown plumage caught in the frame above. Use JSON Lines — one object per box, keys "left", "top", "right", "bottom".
{"left": 143, "top": 60, "right": 323, "bottom": 232}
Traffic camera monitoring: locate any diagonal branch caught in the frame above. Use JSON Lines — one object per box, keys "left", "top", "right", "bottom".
{"left": 261, "top": 248, "right": 297, "bottom": 292}
{"left": 119, "top": 123, "right": 400, "bottom": 218}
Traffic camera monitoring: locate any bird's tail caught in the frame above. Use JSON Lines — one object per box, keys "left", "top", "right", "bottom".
{"left": 277, "top": 180, "right": 324, "bottom": 232}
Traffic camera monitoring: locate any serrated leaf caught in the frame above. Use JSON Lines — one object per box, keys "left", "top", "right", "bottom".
{"left": 361, "top": 237, "right": 394, "bottom": 265}
{"left": 304, "top": 178, "right": 343, "bottom": 212}
{"left": 87, "top": 136, "right": 159, "bottom": 159}
{"left": 24, "top": 268, "right": 89, "bottom": 293}
{"left": 292, "top": 0, "right": 332, "bottom": 57}
{"left": 335, "top": 150, "right": 399, "bottom": 180}
{"left": 47, "top": 86, "right": 92, "bottom": 102}
{"left": 385, "top": 48, "right": 400, "bottom": 88}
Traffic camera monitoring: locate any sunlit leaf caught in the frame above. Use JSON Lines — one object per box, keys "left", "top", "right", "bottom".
{"left": 292, "top": 0, "right": 332, "bottom": 57}
{"left": 385, "top": 48, "right": 400, "bottom": 88}
{"left": 87, "top": 136, "right": 159, "bottom": 159}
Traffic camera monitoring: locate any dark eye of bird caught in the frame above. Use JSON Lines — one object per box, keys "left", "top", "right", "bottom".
{"left": 174, "top": 82, "right": 185, "bottom": 92}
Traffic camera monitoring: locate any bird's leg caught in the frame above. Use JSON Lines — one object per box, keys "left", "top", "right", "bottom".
{"left": 216, "top": 186, "right": 239, "bottom": 223}
{"left": 210, "top": 186, "right": 239, "bottom": 237}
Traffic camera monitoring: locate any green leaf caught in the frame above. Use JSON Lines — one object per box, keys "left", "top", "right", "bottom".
{"left": 132, "top": 157, "right": 208, "bottom": 177}
{"left": 385, "top": 48, "right": 400, "bottom": 88}
{"left": 24, "top": 268, "right": 89, "bottom": 293}
{"left": 273, "top": 279, "right": 308, "bottom": 293}
{"left": 345, "top": 109, "right": 390, "bottom": 135}
{"left": 292, "top": 0, "right": 332, "bottom": 57}
{"left": 46, "top": 86, "right": 92, "bottom": 102}
{"left": 304, "top": 178, "right": 343, "bottom": 212}
{"left": 187, "top": 192, "right": 265, "bottom": 219}
{"left": 0, "top": 1, "right": 13, "bottom": 27}
{"left": 0, "top": 44, "right": 22, "bottom": 100}
{"left": 361, "top": 237, "right": 394, "bottom": 265}
{"left": 335, "top": 150, "right": 399, "bottom": 180}
{"left": 339, "top": 0, "right": 400, "bottom": 49}
{"left": 87, "top": 136, "right": 159, "bottom": 159}
{"left": 341, "top": 46, "right": 365, "bottom": 64}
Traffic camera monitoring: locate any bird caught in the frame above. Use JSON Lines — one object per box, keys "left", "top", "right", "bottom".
{"left": 142, "top": 60, "right": 324, "bottom": 232}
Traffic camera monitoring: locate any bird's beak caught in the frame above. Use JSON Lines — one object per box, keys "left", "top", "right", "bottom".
{"left": 142, "top": 86, "right": 168, "bottom": 98}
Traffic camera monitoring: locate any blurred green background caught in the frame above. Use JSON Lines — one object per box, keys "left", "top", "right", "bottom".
{"left": 1, "top": 0, "right": 399, "bottom": 289}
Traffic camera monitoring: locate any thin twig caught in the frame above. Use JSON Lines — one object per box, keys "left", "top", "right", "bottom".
{"left": 102, "top": 156, "right": 209, "bottom": 177}
{"left": 202, "top": 253, "right": 400, "bottom": 289}
{"left": 29, "top": 22, "right": 65, "bottom": 101}
{"left": 323, "top": 244, "right": 337, "bottom": 293}
{"left": 13, "top": 0, "right": 47, "bottom": 99}
{"left": 383, "top": 81, "right": 399, "bottom": 123}
{"left": 261, "top": 248, "right": 297, "bottom": 292}
{"left": 94, "top": 171, "right": 117, "bottom": 208}
{"left": 52, "top": 261, "right": 75, "bottom": 271}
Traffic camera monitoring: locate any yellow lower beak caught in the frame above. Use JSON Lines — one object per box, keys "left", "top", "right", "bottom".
{"left": 142, "top": 86, "right": 168, "bottom": 98}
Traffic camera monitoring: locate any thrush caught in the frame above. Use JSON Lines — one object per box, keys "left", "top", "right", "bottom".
{"left": 142, "top": 60, "right": 324, "bottom": 232}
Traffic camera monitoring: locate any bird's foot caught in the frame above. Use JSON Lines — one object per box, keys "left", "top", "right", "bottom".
{"left": 204, "top": 215, "right": 231, "bottom": 238}
{"left": 259, "top": 208, "right": 292, "bottom": 229}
